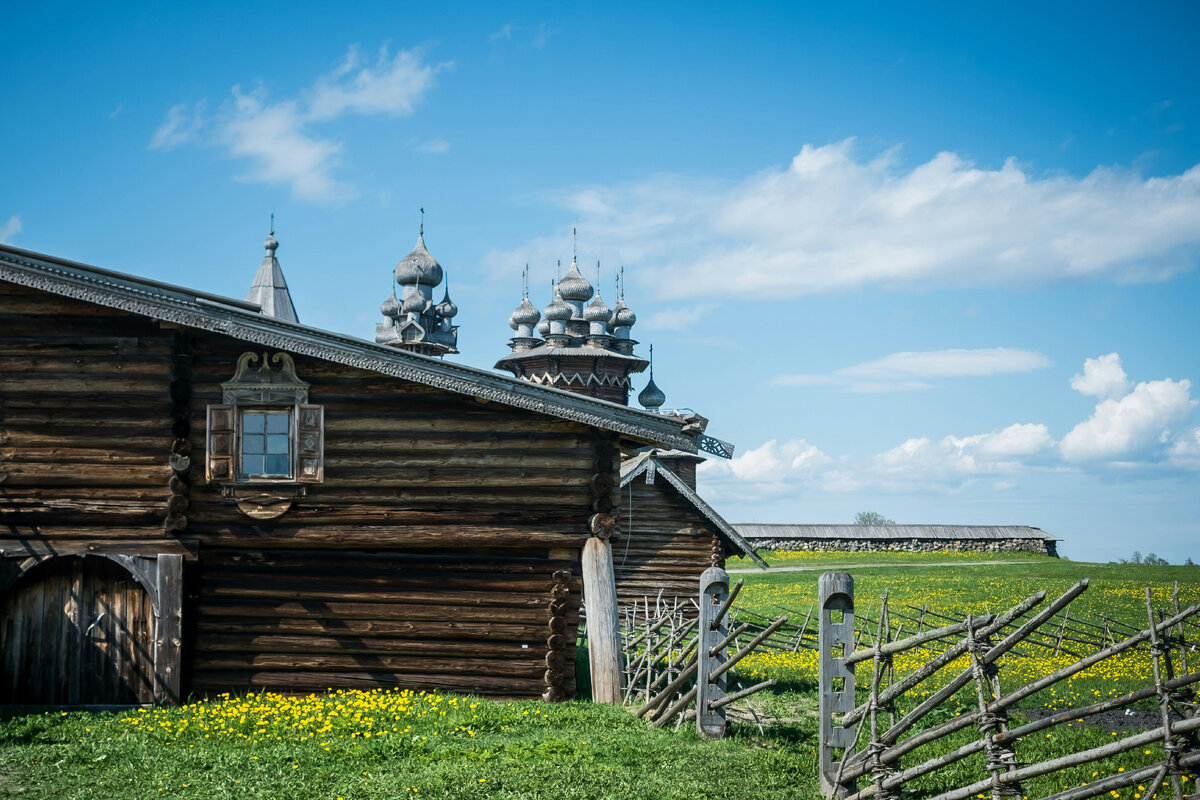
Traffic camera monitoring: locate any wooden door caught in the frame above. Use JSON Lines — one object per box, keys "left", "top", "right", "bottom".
{"left": 0, "top": 556, "right": 156, "bottom": 705}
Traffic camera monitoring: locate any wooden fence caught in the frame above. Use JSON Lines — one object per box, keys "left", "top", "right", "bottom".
{"left": 617, "top": 568, "right": 784, "bottom": 736}
{"left": 818, "top": 571, "right": 1200, "bottom": 800}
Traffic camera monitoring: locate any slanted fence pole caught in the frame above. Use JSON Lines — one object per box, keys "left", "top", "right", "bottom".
{"left": 820, "top": 571, "right": 857, "bottom": 799}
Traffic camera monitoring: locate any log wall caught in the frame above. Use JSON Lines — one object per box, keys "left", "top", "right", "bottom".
{"left": 613, "top": 476, "right": 725, "bottom": 611}
{"left": 1, "top": 285, "right": 595, "bottom": 701}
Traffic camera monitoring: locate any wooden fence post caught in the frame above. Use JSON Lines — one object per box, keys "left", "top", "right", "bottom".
{"left": 582, "top": 534, "right": 622, "bottom": 703}
{"left": 697, "top": 566, "right": 729, "bottom": 738}
{"left": 820, "top": 571, "right": 857, "bottom": 799}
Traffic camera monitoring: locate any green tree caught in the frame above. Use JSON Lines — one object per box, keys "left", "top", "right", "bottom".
{"left": 854, "top": 511, "right": 896, "bottom": 526}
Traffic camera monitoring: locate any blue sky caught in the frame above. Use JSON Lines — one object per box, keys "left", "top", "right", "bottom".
{"left": 3, "top": 2, "right": 1199, "bottom": 561}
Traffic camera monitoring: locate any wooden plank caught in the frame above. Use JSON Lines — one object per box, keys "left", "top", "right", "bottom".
{"left": 0, "top": 539, "right": 199, "bottom": 560}
{"left": 154, "top": 553, "right": 183, "bottom": 705}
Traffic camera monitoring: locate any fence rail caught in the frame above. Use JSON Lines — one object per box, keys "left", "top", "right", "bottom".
{"left": 818, "top": 572, "right": 1200, "bottom": 800}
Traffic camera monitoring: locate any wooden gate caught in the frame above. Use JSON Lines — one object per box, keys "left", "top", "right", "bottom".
{"left": 0, "top": 556, "right": 156, "bottom": 705}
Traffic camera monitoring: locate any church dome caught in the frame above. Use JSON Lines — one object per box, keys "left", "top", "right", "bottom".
{"left": 509, "top": 297, "right": 540, "bottom": 329}
{"left": 544, "top": 288, "right": 572, "bottom": 321}
{"left": 401, "top": 284, "right": 429, "bottom": 314}
{"left": 536, "top": 317, "right": 550, "bottom": 337}
{"left": 394, "top": 233, "right": 444, "bottom": 286}
{"left": 583, "top": 293, "right": 611, "bottom": 323}
{"left": 610, "top": 299, "right": 637, "bottom": 329}
{"left": 436, "top": 292, "right": 458, "bottom": 319}
{"left": 380, "top": 290, "right": 401, "bottom": 317}
{"left": 556, "top": 259, "right": 594, "bottom": 302}
{"left": 638, "top": 376, "right": 667, "bottom": 411}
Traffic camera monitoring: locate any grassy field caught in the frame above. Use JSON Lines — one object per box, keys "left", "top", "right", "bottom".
{"left": 2, "top": 553, "right": 1197, "bottom": 799}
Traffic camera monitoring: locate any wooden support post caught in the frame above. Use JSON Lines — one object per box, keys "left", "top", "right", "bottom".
{"left": 697, "top": 566, "right": 729, "bottom": 739}
{"left": 582, "top": 536, "right": 622, "bottom": 704}
{"left": 820, "top": 571, "right": 857, "bottom": 799}
{"left": 153, "top": 553, "right": 183, "bottom": 705}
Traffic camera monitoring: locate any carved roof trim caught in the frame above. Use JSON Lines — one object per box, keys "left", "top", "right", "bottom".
{"left": 0, "top": 243, "right": 695, "bottom": 451}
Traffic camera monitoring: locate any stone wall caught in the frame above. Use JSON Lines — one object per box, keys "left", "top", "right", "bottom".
{"left": 746, "top": 537, "right": 1058, "bottom": 558}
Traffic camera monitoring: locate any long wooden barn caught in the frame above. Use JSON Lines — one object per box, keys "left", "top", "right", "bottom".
{"left": 0, "top": 243, "right": 701, "bottom": 707}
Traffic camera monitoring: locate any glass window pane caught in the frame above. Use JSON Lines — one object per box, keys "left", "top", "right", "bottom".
{"left": 265, "top": 454, "right": 290, "bottom": 475}
{"left": 243, "top": 413, "right": 266, "bottom": 433}
{"left": 243, "top": 434, "right": 265, "bottom": 454}
{"left": 265, "top": 413, "right": 289, "bottom": 434}
{"left": 266, "top": 433, "right": 290, "bottom": 454}
{"left": 242, "top": 454, "right": 265, "bottom": 475}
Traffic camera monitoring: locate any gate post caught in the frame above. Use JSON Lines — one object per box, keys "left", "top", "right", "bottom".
{"left": 153, "top": 554, "right": 184, "bottom": 705}
{"left": 697, "top": 566, "right": 729, "bottom": 738}
{"left": 582, "top": 530, "right": 622, "bottom": 703}
{"left": 819, "top": 571, "right": 857, "bottom": 799}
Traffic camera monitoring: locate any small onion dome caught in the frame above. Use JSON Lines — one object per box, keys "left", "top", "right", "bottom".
{"left": 401, "top": 285, "right": 429, "bottom": 314}
{"left": 638, "top": 376, "right": 667, "bottom": 410}
{"left": 264, "top": 233, "right": 279, "bottom": 254}
{"left": 610, "top": 298, "right": 637, "bottom": 329}
{"left": 509, "top": 296, "right": 540, "bottom": 330}
{"left": 583, "top": 293, "right": 611, "bottom": 324}
{"left": 394, "top": 233, "right": 443, "bottom": 286}
{"left": 436, "top": 286, "right": 458, "bottom": 319}
{"left": 536, "top": 317, "right": 551, "bottom": 336}
{"left": 380, "top": 290, "right": 401, "bottom": 317}
{"left": 556, "top": 259, "right": 594, "bottom": 302}
{"left": 544, "top": 288, "right": 572, "bottom": 321}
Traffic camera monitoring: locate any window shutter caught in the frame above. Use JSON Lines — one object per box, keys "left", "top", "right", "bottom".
{"left": 296, "top": 404, "right": 324, "bottom": 484}
{"left": 206, "top": 405, "right": 236, "bottom": 482}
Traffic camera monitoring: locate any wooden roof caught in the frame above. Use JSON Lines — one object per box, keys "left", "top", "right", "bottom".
{"left": 733, "top": 524, "right": 1060, "bottom": 542}
{"left": 0, "top": 243, "right": 697, "bottom": 451}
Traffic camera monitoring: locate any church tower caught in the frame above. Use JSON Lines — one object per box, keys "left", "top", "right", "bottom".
{"left": 246, "top": 222, "right": 299, "bottom": 323}
{"left": 495, "top": 236, "right": 648, "bottom": 405}
{"left": 375, "top": 213, "right": 459, "bottom": 357}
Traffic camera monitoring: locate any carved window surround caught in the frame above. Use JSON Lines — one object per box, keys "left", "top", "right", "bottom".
{"left": 206, "top": 352, "right": 324, "bottom": 519}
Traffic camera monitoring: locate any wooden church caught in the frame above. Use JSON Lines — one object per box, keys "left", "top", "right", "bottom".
{"left": 0, "top": 227, "right": 753, "bottom": 707}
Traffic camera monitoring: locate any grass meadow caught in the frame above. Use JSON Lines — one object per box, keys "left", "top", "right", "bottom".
{"left": 1, "top": 553, "right": 1197, "bottom": 799}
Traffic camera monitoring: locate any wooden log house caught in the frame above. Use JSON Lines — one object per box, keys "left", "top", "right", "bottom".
{"left": 615, "top": 448, "right": 764, "bottom": 611}
{"left": 0, "top": 242, "right": 700, "bottom": 706}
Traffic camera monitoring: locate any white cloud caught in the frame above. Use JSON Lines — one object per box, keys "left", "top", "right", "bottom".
{"left": 0, "top": 215, "right": 21, "bottom": 244}
{"left": 1060, "top": 377, "right": 1197, "bottom": 462}
{"left": 149, "top": 100, "right": 206, "bottom": 150}
{"left": 774, "top": 347, "right": 1050, "bottom": 392}
{"left": 532, "top": 23, "right": 557, "bottom": 48}
{"left": 1070, "top": 353, "right": 1130, "bottom": 400}
{"left": 701, "top": 356, "right": 1199, "bottom": 502}
{"left": 490, "top": 22, "right": 515, "bottom": 42}
{"left": 222, "top": 88, "right": 348, "bottom": 203}
{"left": 151, "top": 45, "right": 444, "bottom": 202}
{"left": 494, "top": 139, "right": 1200, "bottom": 297}
{"left": 409, "top": 137, "right": 451, "bottom": 155}
{"left": 306, "top": 45, "right": 442, "bottom": 121}
{"left": 640, "top": 303, "right": 715, "bottom": 331}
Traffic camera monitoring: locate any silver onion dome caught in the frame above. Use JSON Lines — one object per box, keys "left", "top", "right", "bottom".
{"left": 583, "top": 293, "right": 611, "bottom": 323}
{"left": 638, "top": 375, "right": 667, "bottom": 411}
{"left": 556, "top": 258, "right": 594, "bottom": 302}
{"left": 401, "top": 284, "right": 429, "bottom": 314}
{"left": 380, "top": 290, "right": 401, "bottom": 317}
{"left": 544, "top": 287, "right": 573, "bottom": 321}
{"left": 509, "top": 296, "right": 540, "bottom": 329}
{"left": 436, "top": 286, "right": 458, "bottom": 319}
{"left": 610, "top": 298, "right": 637, "bottom": 329}
{"left": 394, "top": 233, "right": 444, "bottom": 286}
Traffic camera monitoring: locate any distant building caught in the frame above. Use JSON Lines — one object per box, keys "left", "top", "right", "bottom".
{"left": 375, "top": 221, "right": 459, "bottom": 357}
{"left": 734, "top": 524, "right": 1060, "bottom": 557}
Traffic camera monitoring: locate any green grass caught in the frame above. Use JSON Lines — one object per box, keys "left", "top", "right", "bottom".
{"left": 0, "top": 693, "right": 814, "bottom": 799}
{"left": 2, "top": 555, "right": 1198, "bottom": 799}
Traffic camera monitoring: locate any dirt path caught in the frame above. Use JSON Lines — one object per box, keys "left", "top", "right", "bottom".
{"left": 727, "top": 559, "right": 1045, "bottom": 574}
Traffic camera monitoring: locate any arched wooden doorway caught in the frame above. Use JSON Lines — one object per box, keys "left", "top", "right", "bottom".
{"left": 0, "top": 556, "right": 157, "bottom": 705}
